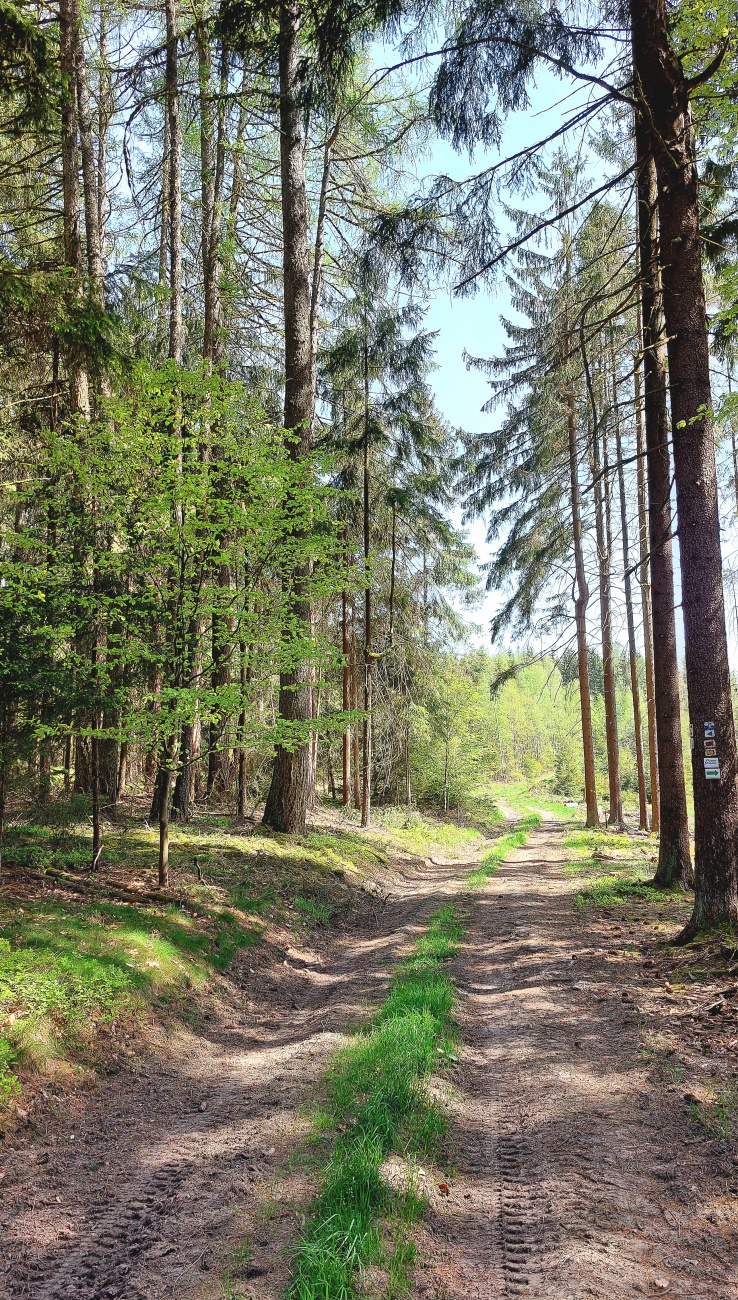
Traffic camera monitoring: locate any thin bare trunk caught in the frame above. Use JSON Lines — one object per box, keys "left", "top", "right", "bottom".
{"left": 165, "top": 0, "right": 182, "bottom": 367}
{"left": 309, "top": 130, "right": 334, "bottom": 407}
{"left": 404, "top": 720, "right": 412, "bottom": 805}
{"left": 59, "top": 0, "right": 89, "bottom": 417}
{"left": 342, "top": 583, "right": 350, "bottom": 805}
{"left": 567, "top": 391, "right": 599, "bottom": 828}
{"left": 614, "top": 379, "right": 649, "bottom": 830}
{"left": 351, "top": 598, "right": 360, "bottom": 809}
{"left": 634, "top": 355, "right": 659, "bottom": 831}
{"left": 158, "top": 765, "right": 173, "bottom": 889}
{"left": 96, "top": 11, "right": 108, "bottom": 244}
{"left": 361, "top": 340, "right": 371, "bottom": 829}
{"left": 74, "top": 19, "right": 104, "bottom": 304}
{"left": 117, "top": 741, "right": 128, "bottom": 803}
{"left": 63, "top": 732, "right": 72, "bottom": 792}
{"left": 591, "top": 397, "right": 623, "bottom": 828}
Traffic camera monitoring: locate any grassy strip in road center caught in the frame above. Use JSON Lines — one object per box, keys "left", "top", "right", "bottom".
{"left": 466, "top": 813, "right": 542, "bottom": 888}
{"left": 288, "top": 903, "right": 463, "bottom": 1299}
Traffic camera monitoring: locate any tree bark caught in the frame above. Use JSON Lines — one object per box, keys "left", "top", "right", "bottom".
{"left": 158, "top": 763, "right": 173, "bottom": 889}
{"left": 117, "top": 741, "right": 128, "bottom": 803}
{"left": 634, "top": 354, "right": 659, "bottom": 830}
{"left": 591, "top": 405, "right": 623, "bottom": 828}
{"left": 155, "top": 0, "right": 183, "bottom": 885}
{"left": 614, "top": 378, "right": 649, "bottom": 830}
{"left": 361, "top": 339, "right": 372, "bottom": 828}
{"left": 632, "top": 96, "right": 692, "bottom": 888}
{"left": 404, "top": 719, "right": 412, "bottom": 805}
{"left": 342, "top": 583, "right": 350, "bottom": 804}
{"left": 631, "top": 0, "right": 735, "bottom": 929}
{"left": 165, "top": 0, "right": 182, "bottom": 368}
{"left": 567, "top": 391, "right": 599, "bottom": 827}
{"left": 262, "top": 0, "right": 316, "bottom": 834}
{"left": 74, "top": 16, "right": 104, "bottom": 305}
{"left": 58, "top": 0, "right": 89, "bottom": 417}
{"left": 351, "top": 597, "right": 360, "bottom": 809}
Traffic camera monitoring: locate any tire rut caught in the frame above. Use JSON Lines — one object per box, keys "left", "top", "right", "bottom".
{"left": 428, "top": 822, "right": 738, "bottom": 1299}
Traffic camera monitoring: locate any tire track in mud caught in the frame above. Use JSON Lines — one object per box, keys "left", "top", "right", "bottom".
{"left": 1, "top": 850, "right": 473, "bottom": 1300}
{"left": 430, "top": 822, "right": 738, "bottom": 1300}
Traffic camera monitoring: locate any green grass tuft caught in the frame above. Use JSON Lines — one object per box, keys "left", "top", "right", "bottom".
{"left": 294, "top": 897, "right": 332, "bottom": 926}
{"left": 688, "top": 1085, "right": 738, "bottom": 1139}
{"left": 0, "top": 897, "right": 258, "bottom": 1103}
{"left": 562, "top": 829, "right": 633, "bottom": 852}
{"left": 288, "top": 904, "right": 462, "bottom": 1299}
{"left": 466, "top": 815, "right": 541, "bottom": 888}
{"left": 574, "top": 867, "right": 682, "bottom": 911}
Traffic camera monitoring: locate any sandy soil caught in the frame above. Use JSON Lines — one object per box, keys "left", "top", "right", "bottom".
{"left": 2, "top": 817, "right": 738, "bottom": 1299}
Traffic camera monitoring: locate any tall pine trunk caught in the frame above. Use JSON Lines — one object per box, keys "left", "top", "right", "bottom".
{"left": 591, "top": 401, "right": 623, "bottom": 827}
{"left": 342, "top": 584, "right": 351, "bottom": 805}
{"left": 58, "top": 0, "right": 89, "bottom": 419}
{"left": 360, "top": 343, "right": 372, "bottom": 828}
{"left": 567, "top": 392, "right": 599, "bottom": 827}
{"left": 631, "top": 0, "right": 735, "bottom": 928}
{"left": 614, "top": 383, "right": 649, "bottom": 830}
{"left": 632, "top": 104, "right": 692, "bottom": 888}
{"left": 262, "top": 0, "right": 316, "bottom": 833}
{"left": 157, "top": 0, "right": 183, "bottom": 889}
{"left": 350, "top": 598, "right": 360, "bottom": 809}
{"left": 634, "top": 355, "right": 659, "bottom": 830}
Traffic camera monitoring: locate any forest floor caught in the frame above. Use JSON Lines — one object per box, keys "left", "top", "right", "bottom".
{"left": 2, "top": 794, "right": 738, "bottom": 1299}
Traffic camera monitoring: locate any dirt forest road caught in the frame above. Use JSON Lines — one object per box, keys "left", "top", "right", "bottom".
{"left": 3, "top": 817, "right": 738, "bottom": 1299}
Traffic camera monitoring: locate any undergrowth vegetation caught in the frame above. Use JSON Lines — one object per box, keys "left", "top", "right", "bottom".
{"left": 0, "top": 799, "right": 495, "bottom": 1112}
{"left": 688, "top": 1085, "right": 738, "bottom": 1139}
{"left": 0, "top": 895, "right": 260, "bottom": 1101}
{"left": 288, "top": 904, "right": 463, "bottom": 1299}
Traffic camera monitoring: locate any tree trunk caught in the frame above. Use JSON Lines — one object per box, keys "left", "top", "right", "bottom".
{"left": 591, "top": 408, "right": 623, "bottom": 828}
{"left": 236, "top": 640, "right": 251, "bottom": 820}
{"left": 632, "top": 98, "right": 692, "bottom": 888}
{"left": 567, "top": 392, "right": 599, "bottom": 827}
{"left": 634, "top": 354, "right": 659, "bottom": 830}
{"left": 91, "top": 643, "right": 101, "bottom": 869}
{"left": 614, "top": 380, "right": 649, "bottom": 830}
{"left": 74, "top": 15, "right": 105, "bottom": 305}
{"left": 117, "top": 741, "right": 128, "bottom": 803}
{"left": 196, "top": 21, "right": 224, "bottom": 372}
{"left": 262, "top": 0, "right": 315, "bottom": 834}
{"left": 96, "top": 9, "right": 109, "bottom": 250}
{"left": 309, "top": 132, "right": 333, "bottom": 399}
{"left": 157, "top": 108, "right": 170, "bottom": 354}
{"left": 58, "top": 0, "right": 90, "bottom": 418}
{"left": 165, "top": 0, "right": 182, "bottom": 368}
{"left": 361, "top": 340, "right": 372, "bottom": 829}
{"left": 207, "top": 563, "right": 233, "bottom": 796}
{"left": 91, "top": 731, "right": 101, "bottom": 868}
{"left": 0, "top": 699, "right": 7, "bottom": 883}
{"left": 351, "top": 600, "right": 360, "bottom": 809}
{"left": 404, "top": 720, "right": 412, "bottom": 805}
{"left": 342, "top": 584, "right": 350, "bottom": 804}
{"left": 631, "top": 0, "right": 736, "bottom": 930}
{"left": 63, "top": 731, "right": 72, "bottom": 792}
{"left": 158, "top": 764, "right": 173, "bottom": 889}
{"left": 155, "top": 0, "right": 183, "bottom": 885}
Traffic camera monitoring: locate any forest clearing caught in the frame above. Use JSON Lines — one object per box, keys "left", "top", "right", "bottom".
{"left": 3, "top": 0, "right": 738, "bottom": 1294}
